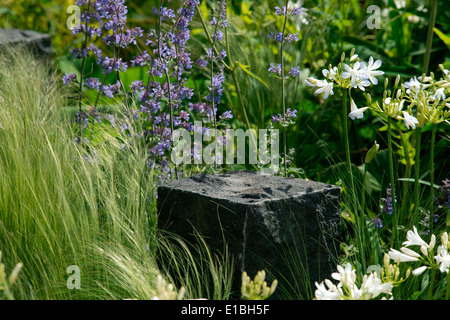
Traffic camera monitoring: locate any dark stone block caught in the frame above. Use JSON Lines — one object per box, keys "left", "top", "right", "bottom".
{"left": 0, "top": 28, "right": 52, "bottom": 60}
{"left": 157, "top": 170, "right": 341, "bottom": 299}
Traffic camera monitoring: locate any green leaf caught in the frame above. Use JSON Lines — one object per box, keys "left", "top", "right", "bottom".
{"left": 397, "top": 178, "right": 440, "bottom": 189}
{"left": 236, "top": 62, "right": 270, "bottom": 90}
{"left": 434, "top": 27, "right": 450, "bottom": 50}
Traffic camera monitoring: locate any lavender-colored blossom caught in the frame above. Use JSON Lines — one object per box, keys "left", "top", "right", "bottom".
{"left": 220, "top": 110, "right": 233, "bottom": 120}
{"left": 84, "top": 77, "right": 101, "bottom": 90}
{"left": 63, "top": 73, "right": 77, "bottom": 85}
{"left": 196, "top": 59, "right": 208, "bottom": 68}
{"left": 288, "top": 66, "right": 301, "bottom": 78}
{"left": 268, "top": 32, "right": 299, "bottom": 43}
{"left": 382, "top": 185, "right": 396, "bottom": 215}
{"left": 268, "top": 63, "right": 282, "bottom": 77}
{"left": 153, "top": 6, "right": 176, "bottom": 21}
{"left": 290, "top": 7, "right": 303, "bottom": 16}
{"left": 373, "top": 217, "right": 383, "bottom": 228}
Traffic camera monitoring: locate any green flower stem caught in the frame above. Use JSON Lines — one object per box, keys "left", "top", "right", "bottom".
{"left": 422, "top": 0, "right": 438, "bottom": 75}
{"left": 414, "top": 127, "right": 422, "bottom": 217}
{"left": 388, "top": 116, "right": 398, "bottom": 248}
{"left": 426, "top": 268, "right": 437, "bottom": 300}
{"left": 78, "top": 0, "right": 91, "bottom": 117}
{"left": 343, "top": 91, "right": 357, "bottom": 216}
{"left": 400, "top": 132, "right": 413, "bottom": 218}
{"left": 281, "top": 0, "right": 289, "bottom": 176}
{"left": 430, "top": 124, "right": 437, "bottom": 235}
{"left": 225, "top": 28, "right": 255, "bottom": 148}
{"left": 361, "top": 163, "right": 367, "bottom": 214}
{"left": 198, "top": 5, "right": 256, "bottom": 152}
{"left": 446, "top": 270, "right": 450, "bottom": 300}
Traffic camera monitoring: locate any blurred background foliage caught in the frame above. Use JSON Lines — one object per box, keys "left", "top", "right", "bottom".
{"left": 1, "top": 0, "right": 449, "bottom": 196}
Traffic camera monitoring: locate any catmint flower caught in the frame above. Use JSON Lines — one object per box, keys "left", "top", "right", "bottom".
{"left": 63, "top": 73, "right": 77, "bottom": 85}
{"left": 129, "top": 80, "right": 144, "bottom": 95}
{"left": 372, "top": 217, "right": 383, "bottom": 228}
{"left": 288, "top": 66, "right": 301, "bottom": 78}
{"left": 220, "top": 110, "right": 233, "bottom": 120}
{"left": 131, "top": 51, "right": 151, "bottom": 67}
{"left": 284, "top": 33, "right": 299, "bottom": 43}
{"left": 274, "top": 6, "right": 287, "bottom": 16}
{"left": 268, "top": 63, "right": 282, "bottom": 77}
{"left": 153, "top": 6, "right": 176, "bottom": 21}
{"left": 268, "top": 31, "right": 283, "bottom": 42}
{"left": 84, "top": 77, "right": 101, "bottom": 90}
{"left": 196, "top": 59, "right": 208, "bottom": 69}
{"left": 382, "top": 185, "right": 396, "bottom": 215}
{"left": 289, "top": 7, "right": 303, "bottom": 16}
{"left": 348, "top": 98, "right": 369, "bottom": 120}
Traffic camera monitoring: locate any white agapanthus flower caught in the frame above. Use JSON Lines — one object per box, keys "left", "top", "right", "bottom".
{"left": 402, "top": 111, "right": 419, "bottom": 130}
{"left": 404, "top": 77, "right": 430, "bottom": 98}
{"left": 388, "top": 248, "right": 420, "bottom": 262}
{"left": 348, "top": 98, "right": 369, "bottom": 120}
{"left": 403, "top": 226, "right": 429, "bottom": 248}
{"left": 322, "top": 66, "right": 338, "bottom": 81}
{"left": 359, "top": 56, "right": 384, "bottom": 85}
{"left": 433, "top": 87, "right": 446, "bottom": 101}
{"left": 314, "top": 263, "right": 394, "bottom": 300}
{"left": 434, "top": 232, "right": 450, "bottom": 273}
{"left": 341, "top": 62, "right": 364, "bottom": 88}
{"left": 314, "top": 280, "right": 342, "bottom": 300}
{"left": 314, "top": 79, "right": 334, "bottom": 99}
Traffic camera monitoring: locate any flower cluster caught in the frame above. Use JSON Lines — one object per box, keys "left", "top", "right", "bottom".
{"left": 388, "top": 226, "right": 450, "bottom": 275}
{"left": 271, "top": 108, "right": 297, "bottom": 127}
{"left": 382, "top": 185, "right": 396, "bottom": 216}
{"left": 151, "top": 275, "right": 186, "bottom": 300}
{"left": 241, "top": 270, "right": 278, "bottom": 300}
{"left": 371, "top": 65, "right": 450, "bottom": 130}
{"left": 65, "top": 0, "right": 226, "bottom": 180}
{"left": 204, "top": 0, "right": 233, "bottom": 121}
{"left": 306, "top": 51, "right": 384, "bottom": 120}
{"left": 314, "top": 262, "right": 395, "bottom": 300}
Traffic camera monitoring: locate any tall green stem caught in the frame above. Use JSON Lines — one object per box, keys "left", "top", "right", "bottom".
{"left": 414, "top": 127, "right": 422, "bottom": 217}
{"left": 426, "top": 268, "right": 437, "bottom": 300}
{"left": 281, "top": 0, "right": 289, "bottom": 177}
{"left": 446, "top": 270, "right": 450, "bottom": 300}
{"left": 429, "top": 124, "right": 436, "bottom": 235}
{"left": 388, "top": 116, "right": 398, "bottom": 248}
{"left": 342, "top": 91, "right": 357, "bottom": 216}
{"left": 422, "top": 0, "right": 438, "bottom": 75}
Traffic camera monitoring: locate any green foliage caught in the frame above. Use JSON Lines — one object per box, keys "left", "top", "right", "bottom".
{"left": 0, "top": 0, "right": 449, "bottom": 300}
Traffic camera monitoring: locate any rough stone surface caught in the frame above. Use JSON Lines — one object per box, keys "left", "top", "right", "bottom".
{"left": 157, "top": 170, "right": 341, "bottom": 299}
{"left": 0, "top": 28, "right": 52, "bottom": 60}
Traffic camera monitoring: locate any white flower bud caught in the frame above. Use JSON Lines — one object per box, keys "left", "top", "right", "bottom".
{"left": 412, "top": 266, "right": 427, "bottom": 276}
